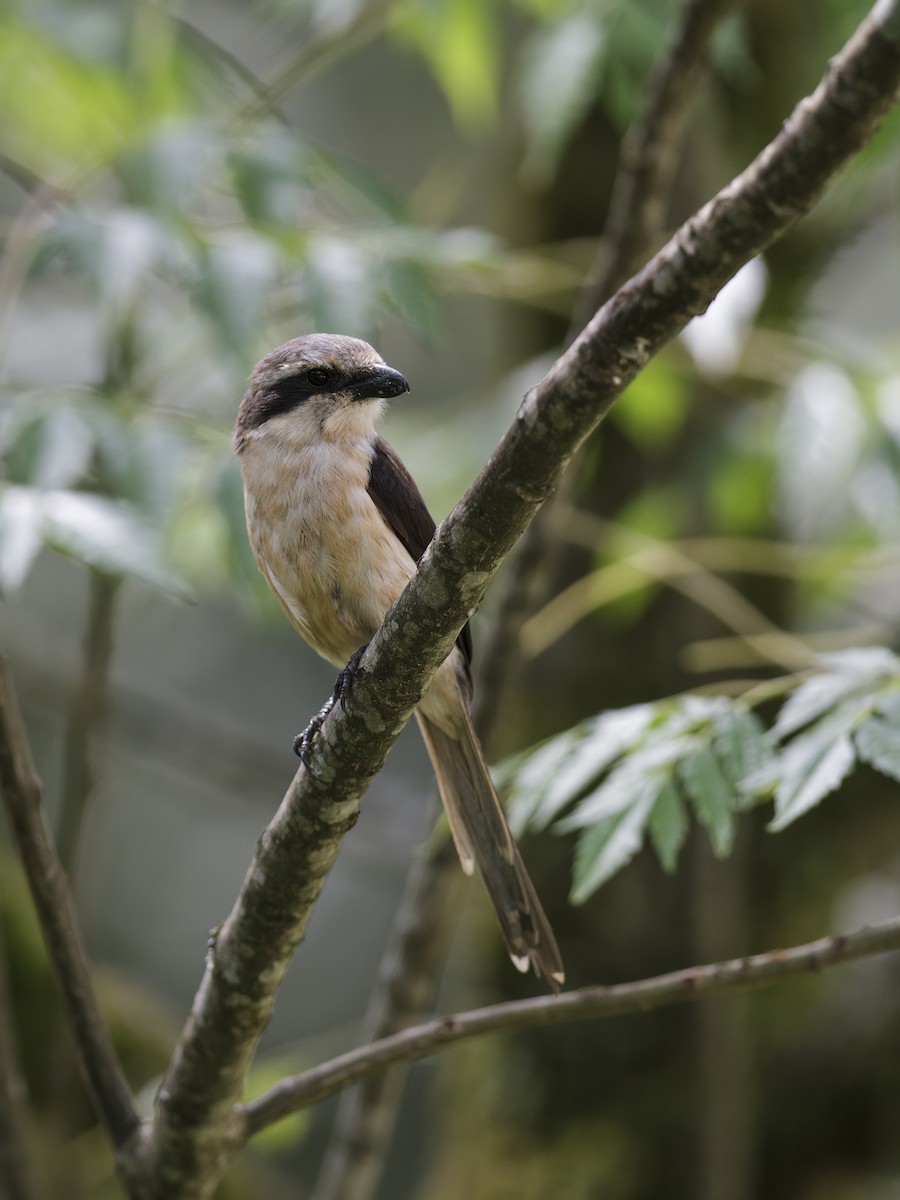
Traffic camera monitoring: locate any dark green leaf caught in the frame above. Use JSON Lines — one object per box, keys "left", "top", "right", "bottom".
{"left": 768, "top": 725, "right": 856, "bottom": 832}
{"left": 518, "top": 13, "right": 607, "bottom": 185}
{"left": 0, "top": 487, "right": 44, "bottom": 593}
{"left": 194, "top": 232, "right": 279, "bottom": 359}
{"left": 678, "top": 745, "right": 736, "bottom": 857}
{"left": 713, "top": 707, "right": 771, "bottom": 806}
{"left": 570, "top": 778, "right": 658, "bottom": 904}
{"left": 304, "top": 235, "right": 375, "bottom": 334}
{"left": 854, "top": 716, "right": 900, "bottom": 783}
{"left": 29, "top": 409, "right": 94, "bottom": 489}
{"left": 772, "top": 647, "right": 899, "bottom": 739}
{"left": 505, "top": 728, "right": 587, "bottom": 836}
{"left": 516, "top": 703, "right": 655, "bottom": 833}
{"left": 558, "top": 737, "right": 688, "bottom": 833}
{"left": 647, "top": 779, "right": 688, "bottom": 874}
{"left": 41, "top": 490, "right": 192, "bottom": 599}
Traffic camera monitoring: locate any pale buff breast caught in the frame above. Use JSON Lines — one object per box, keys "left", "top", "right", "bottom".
{"left": 239, "top": 417, "right": 416, "bottom": 668}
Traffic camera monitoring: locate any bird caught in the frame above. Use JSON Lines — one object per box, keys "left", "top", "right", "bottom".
{"left": 233, "top": 333, "right": 564, "bottom": 990}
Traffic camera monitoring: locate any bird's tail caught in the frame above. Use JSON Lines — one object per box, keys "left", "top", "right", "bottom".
{"left": 416, "top": 709, "right": 564, "bottom": 992}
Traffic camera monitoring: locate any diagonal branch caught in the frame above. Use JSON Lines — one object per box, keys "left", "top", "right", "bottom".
{"left": 0, "top": 658, "right": 140, "bottom": 1149}
{"left": 242, "top": 913, "right": 900, "bottom": 1133}
{"left": 127, "top": 3, "right": 900, "bottom": 1195}
{"left": 311, "top": 8, "right": 737, "bottom": 1191}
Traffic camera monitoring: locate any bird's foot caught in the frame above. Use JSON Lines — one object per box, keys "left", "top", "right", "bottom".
{"left": 292, "top": 694, "right": 336, "bottom": 764}
{"left": 292, "top": 644, "right": 369, "bottom": 763}
{"left": 336, "top": 643, "right": 368, "bottom": 710}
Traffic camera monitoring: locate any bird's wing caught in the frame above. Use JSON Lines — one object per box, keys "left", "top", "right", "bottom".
{"left": 367, "top": 435, "right": 473, "bottom": 666}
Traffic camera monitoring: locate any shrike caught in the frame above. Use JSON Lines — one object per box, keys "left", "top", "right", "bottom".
{"left": 234, "top": 333, "right": 563, "bottom": 989}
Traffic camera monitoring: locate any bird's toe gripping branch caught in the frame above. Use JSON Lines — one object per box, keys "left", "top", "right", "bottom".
{"left": 292, "top": 644, "right": 369, "bottom": 763}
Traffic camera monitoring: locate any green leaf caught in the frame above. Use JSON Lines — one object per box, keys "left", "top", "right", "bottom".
{"left": 0, "top": 18, "right": 139, "bottom": 171}
{"left": 97, "top": 209, "right": 170, "bottom": 317}
{"left": 768, "top": 726, "right": 856, "bottom": 832}
{"left": 647, "top": 779, "right": 688, "bottom": 874}
{"left": 508, "top": 702, "right": 655, "bottom": 835}
{"left": 570, "top": 778, "right": 658, "bottom": 904}
{"left": 821, "top": 646, "right": 900, "bottom": 677}
{"left": 127, "top": 121, "right": 225, "bottom": 213}
{"left": 613, "top": 487, "right": 687, "bottom": 544}
{"left": 395, "top": 0, "right": 499, "bottom": 129}
{"left": 557, "top": 695, "right": 727, "bottom": 833}
{"left": 194, "top": 231, "right": 280, "bottom": 359}
{"left": 709, "top": 453, "right": 772, "bottom": 535}
{"left": 613, "top": 360, "right": 691, "bottom": 454}
{"left": 505, "top": 728, "right": 586, "bottom": 835}
{"left": 0, "top": 487, "right": 43, "bottom": 593}
{"left": 678, "top": 745, "right": 736, "bottom": 857}
{"left": 772, "top": 647, "right": 900, "bottom": 739}
{"left": 518, "top": 12, "right": 607, "bottom": 185}
{"left": 304, "top": 235, "right": 375, "bottom": 334}
{"left": 558, "top": 737, "right": 687, "bottom": 833}
{"left": 27, "top": 409, "right": 95, "bottom": 489}
{"left": 713, "top": 707, "right": 771, "bottom": 806}
{"left": 600, "top": 2, "right": 667, "bottom": 131}
{"left": 243, "top": 1052, "right": 311, "bottom": 1151}
{"left": 854, "top": 716, "right": 900, "bottom": 783}
{"left": 40, "top": 490, "right": 192, "bottom": 599}
{"left": 777, "top": 363, "right": 865, "bottom": 541}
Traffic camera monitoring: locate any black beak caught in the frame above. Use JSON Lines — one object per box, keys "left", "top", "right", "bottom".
{"left": 351, "top": 365, "right": 410, "bottom": 401}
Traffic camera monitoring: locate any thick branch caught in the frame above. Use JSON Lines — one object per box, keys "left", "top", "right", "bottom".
{"left": 129, "top": 4, "right": 900, "bottom": 1194}
{"left": 0, "top": 658, "right": 140, "bottom": 1148}
{"left": 243, "top": 915, "right": 900, "bottom": 1133}
{"left": 309, "top": 0, "right": 732, "bottom": 1149}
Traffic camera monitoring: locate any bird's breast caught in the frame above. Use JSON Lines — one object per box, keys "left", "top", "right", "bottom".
{"left": 239, "top": 431, "right": 415, "bottom": 666}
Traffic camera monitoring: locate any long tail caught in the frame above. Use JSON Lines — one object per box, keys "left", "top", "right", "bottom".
{"left": 416, "top": 709, "right": 564, "bottom": 992}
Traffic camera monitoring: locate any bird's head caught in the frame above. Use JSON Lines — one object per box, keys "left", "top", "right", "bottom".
{"left": 234, "top": 333, "right": 409, "bottom": 452}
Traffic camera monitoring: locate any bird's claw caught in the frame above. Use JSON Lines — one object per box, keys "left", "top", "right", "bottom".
{"left": 292, "top": 700, "right": 332, "bottom": 764}
{"left": 293, "top": 644, "right": 369, "bottom": 762}
{"left": 337, "top": 644, "right": 368, "bottom": 711}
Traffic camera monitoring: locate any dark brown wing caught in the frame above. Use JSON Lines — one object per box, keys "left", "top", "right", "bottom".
{"left": 367, "top": 435, "right": 473, "bottom": 666}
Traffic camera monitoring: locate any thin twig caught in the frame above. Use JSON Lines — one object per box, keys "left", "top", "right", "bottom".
{"left": 0, "top": 658, "right": 140, "bottom": 1148}
{"left": 311, "top": 838, "right": 461, "bottom": 1200}
{"left": 236, "top": 0, "right": 395, "bottom": 122}
{"left": 521, "top": 521, "right": 816, "bottom": 668}
{"left": 570, "top": 0, "right": 735, "bottom": 334}
{"left": 56, "top": 570, "right": 120, "bottom": 875}
{"left": 0, "top": 920, "right": 40, "bottom": 1200}
{"left": 681, "top": 629, "right": 887, "bottom": 674}
{"left": 242, "top": 914, "right": 900, "bottom": 1132}
{"left": 0, "top": 180, "right": 64, "bottom": 378}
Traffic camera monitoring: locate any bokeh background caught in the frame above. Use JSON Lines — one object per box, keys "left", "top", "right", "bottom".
{"left": 2, "top": 1, "right": 900, "bottom": 1197}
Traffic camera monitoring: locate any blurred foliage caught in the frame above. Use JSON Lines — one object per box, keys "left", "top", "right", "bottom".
{"left": 503, "top": 648, "right": 900, "bottom": 901}
{"left": 0, "top": 0, "right": 585, "bottom": 608}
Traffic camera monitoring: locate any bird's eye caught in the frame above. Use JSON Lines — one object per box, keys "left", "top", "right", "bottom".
{"left": 306, "top": 368, "right": 330, "bottom": 387}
